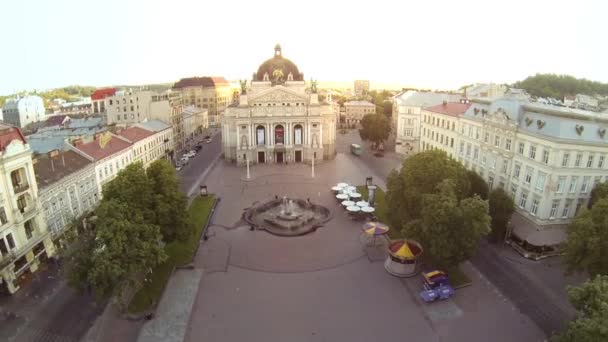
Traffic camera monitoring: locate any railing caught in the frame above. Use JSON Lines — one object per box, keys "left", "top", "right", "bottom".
{"left": 12, "top": 183, "right": 30, "bottom": 194}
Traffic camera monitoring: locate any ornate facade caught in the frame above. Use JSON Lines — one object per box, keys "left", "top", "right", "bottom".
{"left": 222, "top": 45, "right": 336, "bottom": 165}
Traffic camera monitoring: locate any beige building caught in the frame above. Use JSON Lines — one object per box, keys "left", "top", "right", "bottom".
{"left": 173, "top": 77, "right": 233, "bottom": 127}
{"left": 344, "top": 101, "right": 375, "bottom": 125}
{"left": 105, "top": 89, "right": 153, "bottom": 126}
{"left": 0, "top": 124, "right": 56, "bottom": 294}
{"left": 420, "top": 91, "right": 608, "bottom": 257}
{"left": 223, "top": 45, "right": 336, "bottom": 165}
{"left": 150, "top": 90, "right": 185, "bottom": 155}
{"left": 135, "top": 120, "right": 174, "bottom": 164}
{"left": 354, "top": 80, "right": 370, "bottom": 97}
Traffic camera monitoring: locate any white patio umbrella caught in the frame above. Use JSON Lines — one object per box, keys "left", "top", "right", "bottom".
{"left": 349, "top": 193, "right": 362, "bottom": 199}
{"left": 361, "top": 206, "right": 375, "bottom": 213}
{"left": 336, "top": 194, "right": 348, "bottom": 200}
{"left": 331, "top": 186, "right": 342, "bottom": 192}
{"left": 346, "top": 186, "right": 357, "bottom": 193}
{"left": 341, "top": 200, "right": 355, "bottom": 207}
{"left": 337, "top": 182, "right": 349, "bottom": 188}
{"left": 356, "top": 201, "right": 369, "bottom": 207}
{"left": 346, "top": 205, "right": 361, "bottom": 212}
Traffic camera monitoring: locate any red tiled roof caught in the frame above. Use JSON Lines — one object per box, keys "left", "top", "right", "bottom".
{"left": 91, "top": 88, "right": 117, "bottom": 100}
{"left": 118, "top": 126, "right": 154, "bottom": 143}
{"left": 75, "top": 133, "right": 131, "bottom": 161}
{"left": 173, "top": 77, "right": 229, "bottom": 89}
{"left": 424, "top": 102, "right": 471, "bottom": 117}
{"left": 0, "top": 124, "right": 26, "bottom": 151}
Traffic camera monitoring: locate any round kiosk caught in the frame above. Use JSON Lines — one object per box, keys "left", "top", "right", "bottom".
{"left": 384, "top": 239, "right": 423, "bottom": 277}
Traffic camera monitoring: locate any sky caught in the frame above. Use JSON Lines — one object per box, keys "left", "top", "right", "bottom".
{"left": 1, "top": 0, "right": 606, "bottom": 95}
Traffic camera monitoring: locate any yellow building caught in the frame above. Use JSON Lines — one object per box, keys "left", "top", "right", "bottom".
{"left": 173, "top": 76, "right": 233, "bottom": 127}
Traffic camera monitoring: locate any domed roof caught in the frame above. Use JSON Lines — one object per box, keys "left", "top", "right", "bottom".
{"left": 254, "top": 44, "right": 303, "bottom": 84}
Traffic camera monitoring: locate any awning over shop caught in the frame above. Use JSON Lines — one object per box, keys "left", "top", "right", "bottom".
{"left": 510, "top": 212, "right": 567, "bottom": 247}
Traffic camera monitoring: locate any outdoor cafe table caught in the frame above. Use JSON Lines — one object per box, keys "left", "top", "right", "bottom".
{"left": 336, "top": 194, "right": 348, "bottom": 201}
{"left": 349, "top": 192, "right": 362, "bottom": 199}
{"left": 356, "top": 201, "right": 369, "bottom": 207}
{"left": 361, "top": 206, "right": 375, "bottom": 213}
{"left": 331, "top": 186, "right": 342, "bottom": 193}
{"left": 337, "top": 182, "right": 349, "bottom": 188}
{"left": 345, "top": 186, "right": 357, "bottom": 193}
{"left": 346, "top": 205, "right": 361, "bottom": 212}
{"left": 341, "top": 200, "right": 355, "bottom": 207}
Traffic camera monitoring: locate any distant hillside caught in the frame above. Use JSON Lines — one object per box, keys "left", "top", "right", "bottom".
{"left": 513, "top": 74, "right": 608, "bottom": 100}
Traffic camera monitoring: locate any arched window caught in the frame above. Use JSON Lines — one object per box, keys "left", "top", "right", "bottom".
{"left": 274, "top": 125, "right": 284, "bottom": 145}
{"left": 256, "top": 125, "right": 265, "bottom": 145}
{"left": 294, "top": 124, "right": 303, "bottom": 145}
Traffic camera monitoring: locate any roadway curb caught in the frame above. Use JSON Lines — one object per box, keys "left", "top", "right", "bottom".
{"left": 187, "top": 154, "right": 221, "bottom": 199}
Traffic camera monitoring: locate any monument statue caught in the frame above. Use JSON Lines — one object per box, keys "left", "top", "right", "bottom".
{"left": 240, "top": 80, "right": 247, "bottom": 94}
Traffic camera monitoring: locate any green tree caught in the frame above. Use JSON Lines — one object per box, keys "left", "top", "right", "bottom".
{"left": 588, "top": 182, "right": 608, "bottom": 209}
{"left": 488, "top": 188, "right": 515, "bottom": 242}
{"left": 553, "top": 275, "right": 608, "bottom": 342}
{"left": 467, "top": 170, "right": 489, "bottom": 200}
{"left": 514, "top": 73, "right": 608, "bottom": 99}
{"left": 147, "top": 160, "right": 192, "bottom": 242}
{"left": 563, "top": 199, "right": 608, "bottom": 276}
{"left": 402, "top": 180, "right": 490, "bottom": 268}
{"left": 359, "top": 113, "right": 391, "bottom": 146}
{"left": 102, "top": 162, "right": 155, "bottom": 222}
{"left": 386, "top": 150, "right": 471, "bottom": 228}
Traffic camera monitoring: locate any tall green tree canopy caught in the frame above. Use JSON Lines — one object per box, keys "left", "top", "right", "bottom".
{"left": 467, "top": 170, "right": 489, "bottom": 200}
{"left": 386, "top": 150, "right": 471, "bottom": 227}
{"left": 563, "top": 199, "right": 608, "bottom": 277}
{"left": 588, "top": 182, "right": 608, "bottom": 209}
{"left": 488, "top": 188, "right": 515, "bottom": 242}
{"left": 554, "top": 275, "right": 608, "bottom": 342}
{"left": 403, "top": 180, "right": 490, "bottom": 268}
{"left": 359, "top": 114, "right": 391, "bottom": 145}
{"left": 513, "top": 74, "right": 608, "bottom": 99}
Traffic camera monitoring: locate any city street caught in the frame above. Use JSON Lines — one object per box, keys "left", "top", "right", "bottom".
{"left": 178, "top": 129, "right": 223, "bottom": 197}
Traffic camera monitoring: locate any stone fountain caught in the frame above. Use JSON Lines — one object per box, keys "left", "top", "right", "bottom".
{"left": 243, "top": 196, "right": 331, "bottom": 236}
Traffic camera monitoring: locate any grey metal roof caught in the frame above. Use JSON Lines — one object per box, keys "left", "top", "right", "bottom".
{"left": 136, "top": 119, "right": 171, "bottom": 132}
{"left": 394, "top": 90, "right": 461, "bottom": 107}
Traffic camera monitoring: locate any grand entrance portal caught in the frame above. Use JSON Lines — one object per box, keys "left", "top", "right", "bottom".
{"left": 276, "top": 152, "right": 284, "bottom": 163}
{"left": 258, "top": 151, "right": 265, "bottom": 163}
{"left": 295, "top": 150, "right": 302, "bottom": 162}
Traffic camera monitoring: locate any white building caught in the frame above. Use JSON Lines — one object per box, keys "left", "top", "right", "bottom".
{"left": 393, "top": 91, "right": 461, "bottom": 156}
{"left": 34, "top": 150, "right": 98, "bottom": 239}
{"left": 463, "top": 83, "right": 508, "bottom": 99}
{"left": 0, "top": 124, "right": 56, "bottom": 294}
{"left": 68, "top": 132, "right": 133, "bottom": 193}
{"left": 105, "top": 89, "right": 153, "bottom": 125}
{"left": 2, "top": 95, "right": 46, "bottom": 128}
{"left": 136, "top": 120, "right": 174, "bottom": 164}
{"left": 223, "top": 44, "right": 336, "bottom": 165}
{"left": 119, "top": 123, "right": 173, "bottom": 168}
{"left": 420, "top": 91, "right": 608, "bottom": 256}
{"left": 344, "top": 101, "right": 375, "bottom": 126}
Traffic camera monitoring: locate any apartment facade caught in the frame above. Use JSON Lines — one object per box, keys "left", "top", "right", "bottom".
{"left": 91, "top": 88, "right": 117, "bottom": 114}
{"left": 0, "top": 124, "right": 56, "bottom": 294}
{"left": 354, "top": 80, "right": 370, "bottom": 97}
{"left": 136, "top": 120, "right": 174, "bottom": 164}
{"left": 173, "top": 77, "right": 233, "bottom": 126}
{"left": 393, "top": 91, "right": 461, "bottom": 156}
{"left": 344, "top": 101, "right": 375, "bottom": 125}
{"left": 2, "top": 95, "right": 46, "bottom": 128}
{"left": 420, "top": 92, "right": 608, "bottom": 253}
{"left": 35, "top": 150, "right": 98, "bottom": 239}
{"left": 105, "top": 89, "right": 153, "bottom": 125}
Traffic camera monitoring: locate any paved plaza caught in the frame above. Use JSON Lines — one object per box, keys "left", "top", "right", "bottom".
{"left": 137, "top": 151, "right": 546, "bottom": 342}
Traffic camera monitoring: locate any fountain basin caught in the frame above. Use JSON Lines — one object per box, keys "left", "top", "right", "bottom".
{"left": 244, "top": 198, "right": 332, "bottom": 236}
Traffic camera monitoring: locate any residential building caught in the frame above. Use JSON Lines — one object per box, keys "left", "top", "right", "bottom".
{"left": 91, "top": 88, "right": 117, "bottom": 114}
{"left": 393, "top": 91, "right": 461, "bottom": 156}
{"left": 27, "top": 116, "right": 107, "bottom": 154}
{"left": 69, "top": 132, "right": 133, "bottom": 193}
{"left": 463, "top": 83, "right": 508, "bottom": 99}
{"left": 420, "top": 91, "right": 608, "bottom": 255}
{"left": 344, "top": 101, "right": 375, "bottom": 126}
{"left": 0, "top": 124, "right": 56, "bottom": 294}
{"left": 104, "top": 89, "right": 153, "bottom": 126}
{"left": 173, "top": 76, "right": 233, "bottom": 127}
{"left": 354, "top": 80, "right": 370, "bottom": 97}
{"left": 51, "top": 97, "right": 92, "bottom": 116}
{"left": 223, "top": 44, "right": 336, "bottom": 165}
{"left": 118, "top": 124, "right": 173, "bottom": 168}
{"left": 34, "top": 150, "right": 98, "bottom": 239}
{"left": 136, "top": 120, "right": 174, "bottom": 163}
{"left": 150, "top": 90, "right": 185, "bottom": 155}
{"left": 182, "top": 106, "right": 198, "bottom": 145}
{"left": 2, "top": 95, "right": 46, "bottom": 128}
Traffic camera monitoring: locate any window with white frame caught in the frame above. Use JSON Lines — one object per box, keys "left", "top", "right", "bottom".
{"left": 505, "top": 138, "right": 511, "bottom": 151}
{"left": 599, "top": 155, "right": 605, "bottom": 168}
{"left": 510, "top": 185, "right": 517, "bottom": 200}
{"left": 556, "top": 176, "right": 566, "bottom": 193}
{"left": 562, "top": 200, "right": 571, "bottom": 218}
{"left": 536, "top": 172, "right": 546, "bottom": 191}
{"left": 581, "top": 176, "right": 591, "bottom": 193}
{"left": 501, "top": 160, "right": 508, "bottom": 174}
{"left": 404, "top": 128, "right": 413, "bottom": 137}
{"left": 562, "top": 153, "right": 570, "bottom": 167}
{"left": 518, "top": 142, "right": 525, "bottom": 154}
{"left": 473, "top": 147, "right": 479, "bottom": 161}
{"left": 542, "top": 150, "right": 549, "bottom": 164}
{"left": 529, "top": 146, "right": 536, "bottom": 160}
{"left": 569, "top": 176, "right": 578, "bottom": 193}
{"left": 524, "top": 167, "right": 533, "bottom": 184}
{"left": 531, "top": 198, "right": 539, "bottom": 215}
{"left": 494, "top": 135, "right": 500, "bottom": 147}
{"left": 575, "top": 154, "right": 582, "bottom": 167}
{"left": 549, "top": 200, "right": 559, "bottom": 218}
{"left": 513, "top": 163, "right": 521, "bottom": 179}
{"left": 519, "top": 192, "right": 528, "bottom": 208}
{"left": 587, "top": 155, "right": 594, "bottom": 168}
{"left": 484, "top": 132, "right": 489, "bottom": 143}
{"left": 491, "top": 157, "right": 497, "bottom": 169}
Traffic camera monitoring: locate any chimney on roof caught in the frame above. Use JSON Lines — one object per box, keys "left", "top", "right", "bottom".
{"left": 73, "top": 139, "right": 83, "bottom": 146}
{"left": 94, "top": 132, "right": 102, "bottom": 140}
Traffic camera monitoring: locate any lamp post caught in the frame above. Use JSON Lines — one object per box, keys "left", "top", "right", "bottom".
{"left": 246, "top": 155, "right": 250, "bottom": 180}
{"left": 311, "top": 154, "right": 315, "bottom": 178}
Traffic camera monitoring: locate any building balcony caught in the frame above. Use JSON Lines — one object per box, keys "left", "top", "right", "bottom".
{"left": 0, "top": 229, "right": 50, "bottom": 271}
{"left": 12, "top": 183, "right": 29, "bottom": 195}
